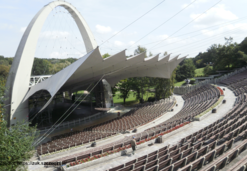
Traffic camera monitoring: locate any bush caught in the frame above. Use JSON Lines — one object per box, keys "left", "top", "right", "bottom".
{"left": 139, "top": 98, "right": 144, "bottom": 103}
{"left": 203, "top": 65, "right": 213, "bottom": 76}
{"left": 190, "top": 80, "right": 195, "bottom": 84}
{"left": 148, "top": 97, "right": 155, "bottom": 102}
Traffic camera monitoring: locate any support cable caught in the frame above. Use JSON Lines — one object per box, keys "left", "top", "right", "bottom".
{"left": 158, "top": 24, "right": 245, "bottom": 52}
{"left": 149, "top": 0, "right": 223, "bottom": 50}
{"left": 33, "top": 75, "right": 104, "bottom": 146}
{"left": 99, "top": 0, "right": 167, "bottom": 47}
{"left": 128, "top": 0, "right": 197, "bottom": 49}
{"left": 33, "top": 63, "right": 135, "bottom": 146}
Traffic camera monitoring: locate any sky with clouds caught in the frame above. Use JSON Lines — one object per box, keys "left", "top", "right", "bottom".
{"left": 1, "top": 0, "right": 247, "bottom": 59}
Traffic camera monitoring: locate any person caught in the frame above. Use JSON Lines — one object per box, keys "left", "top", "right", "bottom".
{"left": 118, "top": 112, "right": 120, "bottom": 117}
{"left": 71, "top": 128, "right": 73, "bottom": 132}
{"left": 130, "top": 136, "right": 137, "bottom": 155}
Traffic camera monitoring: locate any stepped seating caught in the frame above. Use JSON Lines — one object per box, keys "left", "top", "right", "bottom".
{"left": 198, "top": 139, "right": 247, "bottom": 171}
{"left": 227, "top": 151, "right": 247, "bottom": 171}
{"left": 37, "top": 100, "right": 174, "bottom": 155}
{"left": 146, "top": 85, "right": 219, "bottom": 133}
{"left": 106, "top": 71, "right": 247, "bottom": 171}
{"left": 88, "top": 102, "right": 174, "bottom": 133}
{"left": 45, "top": 85, "right": 221, "bottom": 165}
{"left": 108, "top": 94, "right": 247, "bottom": 171}
{"left": 220, "top": 70, "right": 247, "bottom": 86}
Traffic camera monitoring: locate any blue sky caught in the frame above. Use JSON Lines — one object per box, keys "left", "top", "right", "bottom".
{"left": 1, "top": 0, "right": 247, "bottom": 59}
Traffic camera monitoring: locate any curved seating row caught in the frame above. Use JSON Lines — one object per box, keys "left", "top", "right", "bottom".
{"left": 37, "top": 100, "right": 174, "bottom": 155}
{"left": 107, "top": 74, "right": 247, "bottom": 171}
{"left": 146, "top": 85, "right": 219, "bottom": 133}
{"left": 55, "top": 84, "right": 221, "bottom": 168}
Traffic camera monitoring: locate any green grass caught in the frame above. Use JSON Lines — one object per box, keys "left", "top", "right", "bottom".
{"left": 195, "top": 66, "right": 213, "bottom": 77}
{"left": 76, "top": 90, "right": 84, "bottom": 94}
{"left": 174, "top": 78, "right": 195, "bottom": 87}
{"left": 174, "top": 81, "right": 185, "bottom": 87}
{"left": 113, "top": 90, "right": 155, "bottom": 105}
{"left": 195, "top": 67, "right": 205, "bottom": 77}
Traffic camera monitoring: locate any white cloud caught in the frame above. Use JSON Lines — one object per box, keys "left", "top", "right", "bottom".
{"left": 67, "top": 52, "right": 86, "bottom": 58}
{"left": 0, "top": 24, "right": 13, "bottom": 30}
{"left": 191, "top": 4, "right": 238, "bottom": 27}
{"left": 49, "top": 51, "right": 69, "bottom": 58}
{"left": 151, "top": 34, "right": 181, "bottom": 44}
{"left": 96, "top": 24, "right": 112, "bottom": 34}
{"left": 182, "top": 0, "right": 209, "bottom": 9}
{"left": 158, "top": 34, "right": 169, "bottom": 40}
{"left": 182, "top": 4, "right": 189, "bottom": 8}
{"left": 39, "top": 31, "right": 70, "bottom": 39}
{"left": 114, "top": 40, "right": 124, "bottom": 47}
{"left": 196, "top": 0, "right": 209, "bottom": 3}
{"left": 0, "top": 6, "right": 18, "bottom": 9}
{"left": 128, "top": 41, "right": 135, "bottom": 45}
{"left": 20, "top": 27, "right": 26, "bottom": 33}
{"left": 201, "top": 23, "right": 247, "bottom": 37}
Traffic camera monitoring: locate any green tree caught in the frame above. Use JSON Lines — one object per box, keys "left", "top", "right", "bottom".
{"left": 0, "top": 65, "right": 10, "bottom": 79}
{"left": 0, "top": 86, "right": 38, "bottom": 171}
{"left": 214, "top": 41, "right": 242, "bottom": 70}
{"left": 239, "top": 37, "right": 247, "bottom": 55}
{"left": 50, "top": 61, "right": 71, "bottom": 74}
{"left": 102, "top": 53, "right": 111, "bottom": 59}
{"left": 0, "top": 77, "right": 6, "bottom": 87}
{"left": 130, "top": 77, "right": 149, "bottom": 101}
{"left": 0, "top": 60, "right": 9, "bottom": 66}
{"left": 116, "top": 79, "right": 134, "bottom": 104}
{"left": 31, "top": 58, "right": 52, "bottom": 75}
{"left": 6, "top": 58, "right": 13, "bottom": 65}
{"left": 134, "top": 46, "right": 147, "bottom": 57}
{"left": 203, "top": 65, "right": 213, "bottom": 76}
{"left": 176, "top": 59, "right": 195, "bottom": 81}
{"left": 151, "top": 69, "right": 176, "bottom": 100}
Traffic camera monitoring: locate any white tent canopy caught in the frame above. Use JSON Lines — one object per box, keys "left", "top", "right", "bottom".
{"left": 23, "top": 47, "right": 186, "bottom": 113}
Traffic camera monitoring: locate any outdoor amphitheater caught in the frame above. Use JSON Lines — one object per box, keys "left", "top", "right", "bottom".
{"left": 27, "top": 66, "right": 247, "bottom": 171}
{"left": 2, "top": 1, "right": 247, "bottom": 171}
{"left": 26, "top": 66, "right": 247, "bottom": 171}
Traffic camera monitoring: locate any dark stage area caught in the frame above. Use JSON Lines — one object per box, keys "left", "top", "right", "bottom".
{"left": 29, "top": 101, "right": 99, "bottom": 128}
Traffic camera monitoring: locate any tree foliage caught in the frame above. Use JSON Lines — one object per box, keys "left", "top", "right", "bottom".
{"left": 176, "top": 59, "right": 196, "bottom": 81}
{"left": 113, "top": 46, "right": 177, "bottom": 103}
{"left": 0, "top": 65, "right": 10, "bottom": 79}
{"left": 102, "top": 53, "right": 111, "bottom": 59}
{"left": 0, "top": 86, "right": 38, "bottom": 171}
{"left": 134, "top": 46, "right": 147, "bottom": 57}
{"left": 203, "top": 65, "right": 213, "bottom": 76}
{"left": 193, "top": 37, "right": 247, "bottom": 71}
{"left": 116, "top": 79, "right": 134, "bottom": 104}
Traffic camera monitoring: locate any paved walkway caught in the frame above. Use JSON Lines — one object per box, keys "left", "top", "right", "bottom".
{"left": 83, "top": 85, "right": 236, "bottom": 171}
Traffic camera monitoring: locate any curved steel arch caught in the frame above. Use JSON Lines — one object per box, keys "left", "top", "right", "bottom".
{"left": 5, "top": 1, "right": 97, "bottom": 126}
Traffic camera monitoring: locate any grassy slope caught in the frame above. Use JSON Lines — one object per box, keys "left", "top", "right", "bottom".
{"left": 113, "top": 90, "right": 155, "bottom": 105}
{"left": 175, "top": 66, "right": 214, "bottom": 87}
{"left": 175, "top": 78, "right": 196, "bottom": 87}
{"left": 195, "top": 67, "right": 204, "bottom": 77}
{"left": 174, "top": 81, "right": 185, "bottom": 86}
{"left": 195, "top": 66, "right": 213, "bottom": 77}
